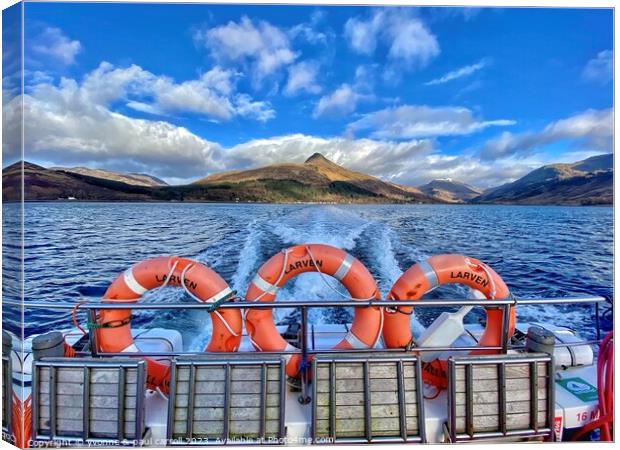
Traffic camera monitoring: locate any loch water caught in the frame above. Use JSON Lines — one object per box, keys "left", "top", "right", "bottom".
{"left": 2, "top": 202, "right": 613, "bottom": 347}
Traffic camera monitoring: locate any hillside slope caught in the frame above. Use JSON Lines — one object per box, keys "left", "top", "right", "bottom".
{"left": 2, "top": 162, "right": 163, "bottom": 201}
{"left": 194, "top": 153, "right": 435, "bottom": 203}
{"left": 417, "top": 178, "right": 483, "bottom": 203}
{"left": 51, "top": 166, "right": 168, "bottom": 187}
{"left": 475, "top": 154, "right": 612, "bottom": 205}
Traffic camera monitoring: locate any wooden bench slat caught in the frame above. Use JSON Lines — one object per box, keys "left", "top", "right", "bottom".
{"left": 315, "top": 403, "right": 416, "bottom": 420}
{"left": 455, "top": 412, "right": 549, "bottom": 433}
{"left": 455, "top": 399, "right": 548, "bottom": 417}
{"left": 455, "top": 363, "right": 548, "bottom": 381}
{"left": 316, "top": 364, "right": 415, "bottom": 380}
{"left": 173, "top": 393, "right": 280, "bottom": 408}
{"left": 176, "top": 366, "right": 281, "bottom": 382}
{"left": 455, "top": 388, "right": 547, "bottom": 405}
{"left": 455, "top": 377, "right": 547, "bottom": 393}
{"left": 39, "top": 419, "right": 138, "bottom": 437}
{"left": 173, "top": 419, "right": 281, "bottom": 437}
{"left": 175, "top": 380, "right": 280, "bottom": 395}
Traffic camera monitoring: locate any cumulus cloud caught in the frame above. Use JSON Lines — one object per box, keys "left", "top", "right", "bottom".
{"left": 480, "top": 108, "right": 613, "bottom": 160}
{"left": 2, "top": 88, "right": 223, "bottom": 179}
{"left": 312, "top": 66, "right": 375, "bottom": 118}
{"left": 223, "top": 134, "right": 434, "bottom": 180}
{"left": 1, "top": 85, "right": 550, "bottom": 188}
{"left": 344, "top": 9, "right": 439, "bottom": 69}
{"left": 220, "top": 134, "right": 537, "bottom": 188}
{"left": 28, "top": 26, "right": 81, "bottom": 65}
{"left": 284, "top": 61, "right": 322, "bottom": 96}
{"left": 194, "top": 16, "right": 297, "bottom": 86}
{"left": 312, "top": 84, "right": 371, "bottom": 118}
{"left": 64, "top": 62, "right": 274, "bottom": 122}
{"left": 2, "top": 62, "right": 276, "bottom": 178}
{"left": 347, "top": 105, "right": 515, "bottom": 139}
{"left": 582, "top": 50, "right": 613, "bottom": 84}
{"left": 425, "top": 59, "right": 488, "bottom": 86}
{"left": 289, "top": 10, "right": 333, "bottom": 46}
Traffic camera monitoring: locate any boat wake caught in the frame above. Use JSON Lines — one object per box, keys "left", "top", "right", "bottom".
{"left": 187, "top": 206, "right": 429, "bottom": 351}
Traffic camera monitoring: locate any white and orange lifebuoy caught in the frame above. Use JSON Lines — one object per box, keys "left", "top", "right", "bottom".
{"left": 383, "top": 254, "right": 516, "bottom": 389}
{"left": 245, "top": 244, "right": 383, "bottom": 377}
{"left": 99, "top": 256, "right": 242, "bottom": 393}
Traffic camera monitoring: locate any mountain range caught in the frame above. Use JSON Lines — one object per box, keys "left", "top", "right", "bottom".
{"left": 417, "top": 178, "right": 483, "bottom": 203}
{"left": 2, "top": 153, "right": 612, "bottom": 205}
{"left": 474, "top": 153, "right": 613, "bottom": 205}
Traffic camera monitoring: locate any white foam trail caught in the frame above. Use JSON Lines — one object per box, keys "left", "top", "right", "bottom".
{"left": 231, "top": 220, "right": 264, "bottom": 293}
{"left": 366, "top": 226, "right": 426, "bottom": 337}
{"left": 271, "top": 206, "right": 370, "bottom": 250}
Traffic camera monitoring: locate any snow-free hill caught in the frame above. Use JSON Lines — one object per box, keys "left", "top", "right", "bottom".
{"left": 51, "top": 166, "right": 168, "bottom": 187}
{"left": 417, "top": 178, "right": 483, "bottom": 203}
{"left": 194, "top": 152, "right": 436, "bottom": 203}
{"left": 474, "top": 154, "right": 613, "bottom": 205}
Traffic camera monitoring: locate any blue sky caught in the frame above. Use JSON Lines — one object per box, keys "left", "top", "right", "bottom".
{"left": 2, "top": 3, "right": 613, "bottom": 186}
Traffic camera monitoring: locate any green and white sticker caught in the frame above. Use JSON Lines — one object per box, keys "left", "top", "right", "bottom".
{"left": 557, "top": 377, "right": 598, "bottom": 402}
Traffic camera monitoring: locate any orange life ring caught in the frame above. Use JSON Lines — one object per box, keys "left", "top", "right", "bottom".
{"left": 99, "top": 256, "right": 242, "bottom": 393}
{"left": 245, "top": 244, "right": 382, "bottom": 377}
{"left": 383, "top": 254, "right": 516, "bottom": 389}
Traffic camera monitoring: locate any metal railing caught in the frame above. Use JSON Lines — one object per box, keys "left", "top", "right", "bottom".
{"left": 166, "top": 357, "right": 287, "bottom": 445}
{"left": 8, "top": 294, "right": 607, "bottom": 404}
{"left": 31, "top": 358, "right": 147, "bottom": 446}
{"left": 445, "top": 354, "right": 555, "bottom": 443}
{"left": 310, "top": 354, "right": 427, "bottom": 444}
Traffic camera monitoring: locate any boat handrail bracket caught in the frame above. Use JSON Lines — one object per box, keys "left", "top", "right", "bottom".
{"left": 31, "top": 357, "right": 148, "bottom": 446}
{"left": 311, "top": 353, "right": 426, "bottom": 444}
{"left": 167, "top": 354, "right": 287, "bottom": 446}
{"left": 445, "top": 353, "right": 555, "bottom": 443}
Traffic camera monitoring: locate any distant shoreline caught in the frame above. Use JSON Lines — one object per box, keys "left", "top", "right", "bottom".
{"left": 3, "top": 199, "right": 613, "bottom": 207}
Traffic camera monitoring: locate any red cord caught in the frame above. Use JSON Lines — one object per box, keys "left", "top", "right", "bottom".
{"left": 71, "top": 300, "right": 89, "bottom": 335}
{"left": 570, "top": 331, "right": 613, "bottom": 441}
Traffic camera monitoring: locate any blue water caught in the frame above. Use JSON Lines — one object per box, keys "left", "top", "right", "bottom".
{"left": 2, "top": 203, "right": 613, "bottom": 347}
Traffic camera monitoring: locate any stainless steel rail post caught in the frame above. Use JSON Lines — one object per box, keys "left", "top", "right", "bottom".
{"left": 88, "top": 309, "right": 98, "bottom": 357}
{"left": 299, "top": 306, "right": 311, "bottom": 404}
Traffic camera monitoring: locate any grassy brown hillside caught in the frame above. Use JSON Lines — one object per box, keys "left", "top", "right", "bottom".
{"left": 4, "top": 153, "right": 611, "bottom": 205}
{"left": 2, "top": 162, "right": 160, "bottom": 201}
{"left": 194, "top": 153, "right": 435, "bottom": 203}
{"left": 51, "top": 166, "right": 168, "bottom": 187}
{"left": 417, "top": 178, "right": 483, "bottom": 203}
{"left": 475, "top": 154, "right": 613, "bottom": 205}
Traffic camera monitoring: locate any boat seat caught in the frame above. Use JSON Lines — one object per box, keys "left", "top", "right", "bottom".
{"left": 2, "top": 352, "right": 11, "bottom": 435}
{"left": 311, "top": 353, "right": 426, "bottom": 443}
{"left": 445, "top": 353, "right": 555, "bottom": 442}
{"left": 32, "top": 357, "right": 147, "bottom": 445}
{"left": 167, "top": 354, "right": 287, "bottom": 444}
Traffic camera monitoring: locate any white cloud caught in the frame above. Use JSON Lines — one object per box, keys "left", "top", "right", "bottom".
{"left": 313, "top": 84, "right": 371, "bottom": 118}
{"left": 2, "top": 88, "right": 223, "bottom": 179}
{"left": 312, "top": 66, "right": 375, "bottom": 118}
{"left": 344, "top": 9, "right": 439, "bottom": 69}
{"left": 223, "top": 134, "right": 434, "bottom": 181}
{"left": 29, "top": 27, "right": 81, "bottom": 65}
{"left": 62, "top": 62, "right": 274, "bottom": 122}
{"left": 480, "top": 108, "right": 613, "bottom": 160}
{"left": 194, "top": 16, "right": 297, "bottom": 85}
{"left": 348, "top": 105, "right": 515, "bottom": 139}
{"left": 221, "top": 134, "right": 537, "bottom": 188}
{"left": 284, "top": 61, "right": 322, "bottom": 96}
{"left": 1, "top": 84, "right": 574, "bottom": 188}
{"left": 233, "top": 94, "right": 276, "bottom": 122}
{"left": 425, "top": 59, "right": 488, "bottom": 86}
{"left": 2, "top": 62, "right": 276, "bottom": 178}
{"left": 582, "top": 50, "right": 612, "bottom": 84}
